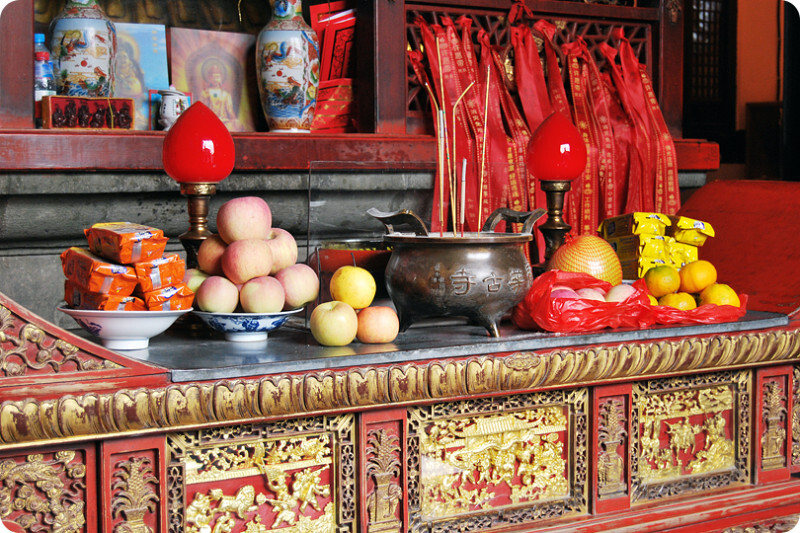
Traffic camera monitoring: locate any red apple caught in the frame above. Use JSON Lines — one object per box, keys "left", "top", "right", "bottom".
{"left": 240, "top": 275, "right": 285, "bottom": 313}
{"left": 265, "top": 227, "right": 298, "bottom": 274}
{"left": 196, "top": 234, "right": 227, "bottom": 275}
{"left": 356, "top": 306, "right": 400, "bottom": 344}
{"left": 216, "top": 196, "right": 272, "bottom": 243}
{"left": 309, "top": 300, "right": 358, "bottom": 346}
{"left": 195, "top": 275, "right": 239, "bottom": 313}
{"left": 275, "top": 263, "right": 319, "bottom": 310}
{"left": 221, "top": 238, "right": 273, "bottom": 285}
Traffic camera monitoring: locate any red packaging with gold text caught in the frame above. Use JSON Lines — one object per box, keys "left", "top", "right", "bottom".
{"left": 64, "top": 280, "right": 146, "bottom": 311}
{"left": 60, "top": 247, "right": 138, "bottom": 295}
{"left": 138, "top": 283, "right": 194, "bottom": 311}
{"left": 84, "top": 222, "right": 168, "bottom": 264}
{"left": 134, "top": 253, "right": 186, "bottom": 293}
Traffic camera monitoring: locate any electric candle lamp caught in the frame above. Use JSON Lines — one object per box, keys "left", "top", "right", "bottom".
{"left": 162, "top": 101, "right": 235, "bottom": 268}
{"left": 527, "top": 111, "right": 587, "bottom": 261}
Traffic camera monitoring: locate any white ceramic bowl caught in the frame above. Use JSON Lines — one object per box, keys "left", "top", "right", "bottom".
{"left": 58, "top": 305, "right": 191, "bottom": 350}
{"left": 193, "top": 309, "right": 302, "bottom": 342}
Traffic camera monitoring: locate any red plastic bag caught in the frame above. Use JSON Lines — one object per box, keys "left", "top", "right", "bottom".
{"left": 512, "top": 270, "right": 748, "bottom": 333}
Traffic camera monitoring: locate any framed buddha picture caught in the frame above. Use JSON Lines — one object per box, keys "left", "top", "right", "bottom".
{"left": 169, "top": 27, "right": 261, "bottom": 132}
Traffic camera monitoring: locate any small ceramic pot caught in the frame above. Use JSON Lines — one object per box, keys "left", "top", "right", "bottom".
{"left": 158, "top": 89, "right": 190, "bottom": 131}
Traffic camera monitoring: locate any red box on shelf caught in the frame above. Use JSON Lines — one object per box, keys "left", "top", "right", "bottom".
{"left": 42, "top": 95, "right": 135, "bottom": 130}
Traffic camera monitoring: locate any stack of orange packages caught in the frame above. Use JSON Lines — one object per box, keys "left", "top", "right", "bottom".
{"left": 60, "top": 222, "right": 194, "bottom": 311}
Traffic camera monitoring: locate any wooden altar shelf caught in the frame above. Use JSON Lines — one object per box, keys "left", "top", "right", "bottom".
{"left": 0, "top": 132, "right": 717, "bottom": 172}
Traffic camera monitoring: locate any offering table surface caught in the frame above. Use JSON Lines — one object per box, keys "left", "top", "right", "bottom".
{"left": 3, "top": 288, "right": 800, "bottom": 533}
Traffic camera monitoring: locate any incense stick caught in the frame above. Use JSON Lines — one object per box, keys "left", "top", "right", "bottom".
{"left": 450, "top": 81, "right": 475, "bottom": 236}
{"left": 478, "top": 64, "right": 491, "bottom": 229}
{"left": 460, "top": 158, "right": 467, "bottom": 236}
{"left": 436, "top": 39, "right": 450, "bottom": 236}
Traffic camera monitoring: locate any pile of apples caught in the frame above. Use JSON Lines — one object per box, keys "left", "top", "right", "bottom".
{"left": 184, "top": 196, "right": 319, "bottom": 313}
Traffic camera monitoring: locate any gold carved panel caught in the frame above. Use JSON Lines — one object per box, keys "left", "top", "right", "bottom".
{"left": 407, "top": 389, "right": 588, "bottom": 532}
{"left": 167, "top": 415, "right": 355, "bottom": 533}
{"left": 0, "top": 447, "right": 91, "bottom": 532}
{"left": 632, "top": 371, "right": 751, "bottom": 502}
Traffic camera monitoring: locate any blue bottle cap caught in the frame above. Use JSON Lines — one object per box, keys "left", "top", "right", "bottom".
{"left": 35, "top": 33, "right": 45, "bottom": 43}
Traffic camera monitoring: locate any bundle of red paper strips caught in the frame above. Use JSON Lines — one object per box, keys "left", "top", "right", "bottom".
{"left": 409, "top": 1, "right": 680, "bottom": 263}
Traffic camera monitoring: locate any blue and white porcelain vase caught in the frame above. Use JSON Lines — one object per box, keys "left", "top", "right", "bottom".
{"left": 256, "top": 0, "right": 320, "bottom": 132}
{"left": 50, "top": 0, "right": 116, "bottom": 97}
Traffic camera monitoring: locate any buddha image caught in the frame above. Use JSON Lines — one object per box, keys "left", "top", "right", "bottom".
{"left": 113, "top": 36, "right": 148, "bottom": 129}
{"left": 198, "top": 58, "right": 241, "bottom": 131}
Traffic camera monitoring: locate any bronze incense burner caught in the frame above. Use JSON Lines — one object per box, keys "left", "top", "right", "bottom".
{"left": 368, "top": 207, "right": 545, "bottom": 337}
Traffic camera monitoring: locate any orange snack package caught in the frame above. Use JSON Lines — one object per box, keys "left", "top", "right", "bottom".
{"left": 139, "top": 283, "right": 194, "bottom": 311}
{"left": 60, "top": 247, "right": 138, "bottom": 295}
{"left": 64, "top": 280, "right": 146, "bottom": 311}
{"left": 134, "top": 253, "right": 186, "bottom": 293}
{"left": 84, "top": 222, "right": 168, "bottom": 264}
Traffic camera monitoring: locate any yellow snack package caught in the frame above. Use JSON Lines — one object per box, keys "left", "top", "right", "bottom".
{"left": 84, "top": 222, "right": 168, "bottom": 264}
{"left": 668, "top": 241, "right": 699, "bottom": 269}
{"left": 60, "top": 247, "right": 138, "bottom": 295}
{"left": 667, "top": 216, "right": 715, "bottom": 246}
{"left": 607, "top": 234, "right": 672, "bottom": 263}
{"left": 598, "top": 212, "right": 672, "bottom": 239}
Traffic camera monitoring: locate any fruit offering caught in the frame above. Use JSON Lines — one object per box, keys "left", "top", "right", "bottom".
{"left": 548, "top": 234, "right": 623, "bottom": 285}
{"left": 309, "top": 265, "right": 400, "bottom": 347}
{"left": 190, "top": 196, "right": 320, "bottom": 315}
{"left": 642, "top": 259, "right": 740, "bottom": 309}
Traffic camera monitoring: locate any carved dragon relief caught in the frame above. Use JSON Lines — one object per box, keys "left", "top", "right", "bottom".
{"left": 2, "top": 328, "right": 800, "bottom": 446}
{"left": 0, "top": 450, "right": 88, "bottom": 532}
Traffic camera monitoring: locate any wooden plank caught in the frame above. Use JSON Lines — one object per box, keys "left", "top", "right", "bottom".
{"left": 0, "top": 0, "right": 34, "bottom": 129}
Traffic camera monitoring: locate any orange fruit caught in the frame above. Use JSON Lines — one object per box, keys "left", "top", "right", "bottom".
{"left": 658, "top": 292, "right": 697, "bottom": 310}
{"left": 648, "top": 294, "right": 658, "bottom": 305}
{"left": 643, "top": 265, "right": 681, "bottom": 297}
{"left": 699, "top": 283, "right": 740, "bottom": 307}
{"left": 679, "top": 260, "right": 717, "bottom": 294}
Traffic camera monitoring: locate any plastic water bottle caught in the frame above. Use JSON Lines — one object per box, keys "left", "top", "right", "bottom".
{"left": 34, "top": 33, "right": 56, "bottom": 126}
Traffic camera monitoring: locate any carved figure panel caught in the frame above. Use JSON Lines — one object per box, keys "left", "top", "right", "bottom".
{"left": 0, "top": 446, "right": 93, "bottom": 532}
{"left": 597, "top": 396, "right": 628, "bottom": 499}
{"left": 632, "top": 371, "right": 750, "bottom": 502}
{"left": 407, "top": 389, "right": 588, "bottom": 532}
{"left": 167, "top": 415, "right": 355, "bottom": 533}
{"left": 761, "top": 376, "right": 789, "bottom": 471}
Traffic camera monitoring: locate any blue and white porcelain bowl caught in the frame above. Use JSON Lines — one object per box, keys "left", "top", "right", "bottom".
{"left": 58, "top": 305, "right": 191, "bottom": 350}
{"left": 193, "top": 308, "right": 303, "bottom": 342}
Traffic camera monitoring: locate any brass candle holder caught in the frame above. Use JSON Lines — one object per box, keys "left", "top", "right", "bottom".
{"left": 177, "top": 182, "right": 217, "bottom": 268}
{"left": 526, "top": 111, "right": 587, "bottom": 263}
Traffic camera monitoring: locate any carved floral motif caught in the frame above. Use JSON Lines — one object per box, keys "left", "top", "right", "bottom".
{"left": 0, "top": 305, "right": 120, "bottom": 377}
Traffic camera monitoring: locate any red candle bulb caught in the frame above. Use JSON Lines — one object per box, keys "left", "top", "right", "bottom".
{"left": 527, "top": 111, "right": 587, "bottom": 181}
{"left": 162, "top": 101, "right": 235, "bottom": 184}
